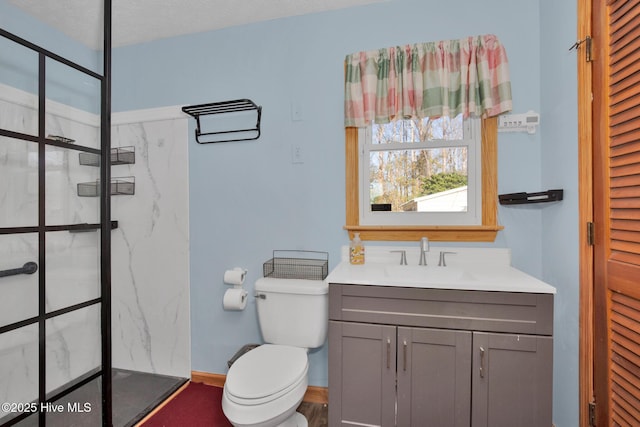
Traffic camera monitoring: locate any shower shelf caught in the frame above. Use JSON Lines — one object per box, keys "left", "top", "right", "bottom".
{"left": 77, "top": 177, "right": 135, "bottom": 197}
{"left": 79, "top": 146, "right": 135, "bottom": 166}
{"left": 182, "top": 99, "right": 262, "bottom": 144}
{"left": 47, "top": 134, "right": 75, "bottom": 144}
{"left": 499, "top": 189, "right": 563, "bottom": 205}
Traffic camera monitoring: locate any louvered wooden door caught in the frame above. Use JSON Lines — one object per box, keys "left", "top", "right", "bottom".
{"left": 593, "top": 0, "right": 640, "bottom": 425}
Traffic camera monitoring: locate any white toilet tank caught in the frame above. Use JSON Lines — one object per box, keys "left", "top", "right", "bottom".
{"left": 254, "top": 278, "right": 328, "bottom": 348}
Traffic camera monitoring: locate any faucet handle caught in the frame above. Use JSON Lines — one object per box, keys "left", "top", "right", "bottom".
{"left": 419, "top": 237, "right": 430, "bottom": 266}
{"left": 391, "top": 250, "right": 408, "bottom": 265}
{"left": 438, "top": 251, "right": 456, "bottom": 267}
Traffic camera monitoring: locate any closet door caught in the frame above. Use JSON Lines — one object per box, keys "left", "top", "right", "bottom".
{"left": 592, "top": 0, "right": 640, "bottom": 424}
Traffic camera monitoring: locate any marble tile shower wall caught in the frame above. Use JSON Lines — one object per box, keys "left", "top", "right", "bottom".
{"left": 110, "top": 116, "right": 190, "bottom": 379}
{"left": 0, "top": 87, "right": 190, "bottom": 418}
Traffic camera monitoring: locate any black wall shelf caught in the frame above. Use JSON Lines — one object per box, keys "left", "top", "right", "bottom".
{"left": 499, "top": 189, "right": 563, "bottom": 205}
{"left": 182, "top": 99, "right": 262, "bottom": 144}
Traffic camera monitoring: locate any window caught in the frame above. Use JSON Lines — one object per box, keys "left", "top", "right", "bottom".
{"left": 360, "top": 115, "right": 481, "bottom": 226}
{"left": 345, "top": 117, "right": 502, "bottom": 242}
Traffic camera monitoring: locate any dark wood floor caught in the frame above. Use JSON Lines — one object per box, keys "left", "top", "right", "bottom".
{"left": 297, "top": 401, "right": 328, "bottom": 427}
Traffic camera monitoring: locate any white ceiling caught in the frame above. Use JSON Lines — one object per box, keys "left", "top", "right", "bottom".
{"left": 9, "top": 0, "right": 387, "bottom": 49}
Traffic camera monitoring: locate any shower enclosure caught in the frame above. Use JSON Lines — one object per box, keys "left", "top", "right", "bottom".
{"left": 0, "top": 2, "right": 186, "bottom": 426}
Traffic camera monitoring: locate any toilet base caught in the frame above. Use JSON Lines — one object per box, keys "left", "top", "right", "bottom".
{"left": 277, "top": 412, "right": 307, "bottom": 427}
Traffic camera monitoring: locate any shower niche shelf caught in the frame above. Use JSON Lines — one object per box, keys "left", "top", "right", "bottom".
{"left": 79, "top": 146, "right": 135, "bottom": 166}
{"left": 77, "top": 177, "right": 135, "bottom": 197}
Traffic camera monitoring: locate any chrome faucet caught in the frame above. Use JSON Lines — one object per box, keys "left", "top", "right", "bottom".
{"left": 419, "top": 237, "right": 429, "bottom": 266}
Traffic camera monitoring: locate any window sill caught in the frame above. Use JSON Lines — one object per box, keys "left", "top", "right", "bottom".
{"left": 344, "top": 225, "right": 504, "bottom": 242}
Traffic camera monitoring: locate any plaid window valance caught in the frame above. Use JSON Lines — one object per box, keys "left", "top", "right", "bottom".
{"left": 344, "top": 34, "right": 512, "bottom": 127}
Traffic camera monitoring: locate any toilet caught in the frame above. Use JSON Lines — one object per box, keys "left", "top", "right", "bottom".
{"left": 222, "top": 277, "right": 329, "bottom": 427}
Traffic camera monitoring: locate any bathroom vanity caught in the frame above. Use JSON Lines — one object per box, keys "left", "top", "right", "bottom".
{"left": 326, "top": 247, "right": 555, "bottom": 427}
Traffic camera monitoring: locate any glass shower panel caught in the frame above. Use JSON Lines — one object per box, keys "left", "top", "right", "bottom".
{"left": 0, "top": 233, "right": 39, "bottom": 328}
{"left": 45, "top": 145, "right": 100, "bottom": 226}
{"left": 0, "top": 36, "right": 39, "bottom": 137}
{"left": 0, "top": 324, "right": 39, "bottom": 424}
{"left": 45, "top": 230, "right": 100, "bottom": 313}
{"left": 0, "top": 136, "right": 38, "bottom": 228}
{"left": 45, "top": 304, "right": 101, "bottom": 394}
{"left": 45, "top": 58, "right": 100, "bottom": 150}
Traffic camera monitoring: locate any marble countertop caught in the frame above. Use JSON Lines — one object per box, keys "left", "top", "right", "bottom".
{"left": 327, "top": 246, "right": 556, "bottom": 294}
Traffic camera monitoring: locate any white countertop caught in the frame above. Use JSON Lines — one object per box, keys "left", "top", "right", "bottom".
{"left": 327, "top": 246, "right": 556, "bottom": 294}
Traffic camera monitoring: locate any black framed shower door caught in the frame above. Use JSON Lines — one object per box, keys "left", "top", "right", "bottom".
{"left": 0, "top": 12, "right": 113, "bottom": 426}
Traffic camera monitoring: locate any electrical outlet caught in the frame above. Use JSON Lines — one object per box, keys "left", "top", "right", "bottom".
{"left": 292, "top": 144, "right": 304, "bottom": 164}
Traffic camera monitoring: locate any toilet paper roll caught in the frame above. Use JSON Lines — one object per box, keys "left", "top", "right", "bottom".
{"left": 223, "top": 268, "right": 246, "bottom": 286}
{"left": 223, "top": 288, "right": 248, "bottom": 311}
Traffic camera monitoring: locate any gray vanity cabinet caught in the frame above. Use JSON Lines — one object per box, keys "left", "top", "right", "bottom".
{"left": 471, "top": 332, "right": 553, "bottom": 427}
{"left": 328, "top": 283, "right": 553, "bottom": 427}
{"left": 396, "top": 327, "right": 472, "bottom": 427}
{"left": 328, "top": 321, "right": 397, "bottom": 426}
{"left": 328, "top": 322, "right": 472, "bottom": 427}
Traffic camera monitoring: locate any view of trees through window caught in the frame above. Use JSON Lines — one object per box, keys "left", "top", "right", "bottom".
{"left": 368, "top": 115, "right": 469, "bottom": 212}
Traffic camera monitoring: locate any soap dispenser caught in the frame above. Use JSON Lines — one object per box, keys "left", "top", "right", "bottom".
{"left": 350, "top": 232, "right": 365, "bottom": 265}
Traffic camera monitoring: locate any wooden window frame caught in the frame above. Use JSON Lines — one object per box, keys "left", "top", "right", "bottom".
{"left": 344, "top": 116, "right": 503, "bottom": 242}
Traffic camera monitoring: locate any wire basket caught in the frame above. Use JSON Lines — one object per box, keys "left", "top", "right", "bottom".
{"left": 262, "top": 250, "right": 328, "bottom": 281}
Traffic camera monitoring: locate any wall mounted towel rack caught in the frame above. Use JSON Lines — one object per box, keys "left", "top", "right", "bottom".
{"left": 0, "top": 261, "right": 38, "bottom": 278}
{"left": 499, "top": 189, "right": 564, "bottom": 205}
{"left": 182, "top": 99, "right": 262, "bottom": 144}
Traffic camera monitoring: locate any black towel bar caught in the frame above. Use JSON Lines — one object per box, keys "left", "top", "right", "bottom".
{"left": 0, "top": 262, "right": 38, "bottom": 278}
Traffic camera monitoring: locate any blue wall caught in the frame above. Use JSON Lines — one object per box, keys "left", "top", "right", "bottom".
{"left": 113, "top": 2, "right": 578, "bottom": 425}
{"left": 1, "top": 1, "right": 580, "bottom": 425}
{"left": 0, "top": 1, "right": 102, "bottom": 113}
{"left": 540, "top": 2, "right": 579, "bottom": 427}
{"left": 114, "top": 0, "right": 548, "bottom": 388}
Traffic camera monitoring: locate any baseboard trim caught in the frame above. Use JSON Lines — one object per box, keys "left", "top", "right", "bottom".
{"left": 191, "top": 371, "right": 328, "bottom": 404}
{"left": 191, "top": 371, "right": 226, "bottom": 387}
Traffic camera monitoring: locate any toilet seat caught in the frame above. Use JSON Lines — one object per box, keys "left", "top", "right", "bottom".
{"left": 225, "top": 344, "right": 308, "bottom": 406}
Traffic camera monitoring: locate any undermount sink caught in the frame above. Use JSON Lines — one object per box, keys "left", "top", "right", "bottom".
{"left": 383, "top": 265, "right": 476, "bottom": 285}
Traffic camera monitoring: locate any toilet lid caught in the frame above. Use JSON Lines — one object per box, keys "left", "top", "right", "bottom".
{"left": 225, "top": 344, "right": 308, "bottom": 401}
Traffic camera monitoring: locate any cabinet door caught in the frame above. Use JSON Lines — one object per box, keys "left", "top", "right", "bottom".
{"left": 329, "top": 321, "right": 396, "bottom": 427}
{"left": 397, "top": 327, "right": 472, "bottom": 427}
{"left": 472, "top": 332, "right": 553, "bottom": 427}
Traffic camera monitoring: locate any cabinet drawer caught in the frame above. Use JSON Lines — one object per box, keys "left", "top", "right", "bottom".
{"left": 329, "top": 284, "right": 553, "bottom": 335}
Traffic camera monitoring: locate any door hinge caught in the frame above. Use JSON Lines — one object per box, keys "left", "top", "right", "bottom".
{"left": 587, "top": 222, "right": 595, "bottom": 246}
{"left": 569, "top": 36, "right": 592, "bottom": 62}
{"left": 589, "top": 401, "right": 596, "bottom": 426}
{"left": 585, "top": 36, "right": 592, "bottom": 62}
